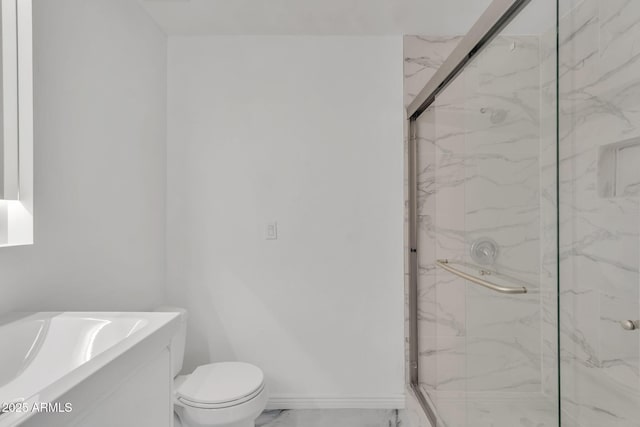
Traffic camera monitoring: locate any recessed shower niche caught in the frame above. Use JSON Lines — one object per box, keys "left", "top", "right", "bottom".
{"left": 598, "top": 138, "right": 640, "bottom": 198}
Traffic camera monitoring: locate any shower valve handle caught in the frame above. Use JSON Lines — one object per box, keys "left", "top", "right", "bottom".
{"left": 621, "top": 320, "right": 639, "bottom": 331}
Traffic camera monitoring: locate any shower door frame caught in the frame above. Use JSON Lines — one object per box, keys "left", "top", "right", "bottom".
{"left": 406, "top": 0, "right": 536, "bottom": 424}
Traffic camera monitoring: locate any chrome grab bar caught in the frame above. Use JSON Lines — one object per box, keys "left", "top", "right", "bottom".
{"left": 436, "top": 259, "right": 528, "bottom": 294}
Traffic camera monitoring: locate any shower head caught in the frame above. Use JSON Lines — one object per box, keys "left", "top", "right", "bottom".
{"left": 480, "top": 107, "right": 508, "bottom": 124}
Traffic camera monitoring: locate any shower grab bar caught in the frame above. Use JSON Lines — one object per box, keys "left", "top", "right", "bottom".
{"left": 436, "top": 259, "right": 528, "bottom": 294}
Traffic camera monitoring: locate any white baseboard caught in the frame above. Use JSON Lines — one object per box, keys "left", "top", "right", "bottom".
{"left": 266, "top": 394, "right": 406, "bottom": 410}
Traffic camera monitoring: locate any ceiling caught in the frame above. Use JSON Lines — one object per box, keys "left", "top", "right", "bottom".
{"left": 138, "top": 0, "right": 497, "bottom": 36}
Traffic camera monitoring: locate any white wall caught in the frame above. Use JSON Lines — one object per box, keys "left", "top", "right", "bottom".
{"left": 166, "top": 36, "right": 405, "bottom": 407}
{"left": 0, "top": 0, "right": 167, "bottom": 313}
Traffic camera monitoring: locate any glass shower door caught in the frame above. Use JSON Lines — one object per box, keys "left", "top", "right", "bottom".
{"left": 409, "top": 1, "right": 559, "bottom": 425}
{"left": 409, "top": 0, "right": 640, "bottom": 425}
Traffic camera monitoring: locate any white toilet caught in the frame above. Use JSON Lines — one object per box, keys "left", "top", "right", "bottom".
{"left": 157, "top": 307, "right": 268, "bottom": 427}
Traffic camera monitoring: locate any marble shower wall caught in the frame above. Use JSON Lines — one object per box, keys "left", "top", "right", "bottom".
{"left": 403, "top": 36, "right": 461, "bottom": 396}
{"left": 404, "top": 35, "right": 545, "bottom": 397}
{"left": 539, "top": 21, "right": 560, "bottom": 400}
{"left": 403, "top": 35, "right": 461, "bottom": 392}
{"left": 403, "top": 37, "right": 460, "bottom": 427}
{"left": 459, "top": 36, "right": 542, "bottom": 393}
{"left": 558, "top": 0, "right": 640, "bottom": 425}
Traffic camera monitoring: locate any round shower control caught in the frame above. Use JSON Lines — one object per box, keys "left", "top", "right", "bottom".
{"left": 470, "top": 237, "right": 499, "bottom": 265}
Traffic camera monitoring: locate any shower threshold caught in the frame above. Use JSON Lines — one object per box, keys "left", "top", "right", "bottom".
{"left": 418, "top": 385, "right": 557, "bottom": 427}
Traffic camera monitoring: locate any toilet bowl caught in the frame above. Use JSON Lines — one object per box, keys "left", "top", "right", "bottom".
{"left": 156, "top": 307, "right": 268, "bottom": 427}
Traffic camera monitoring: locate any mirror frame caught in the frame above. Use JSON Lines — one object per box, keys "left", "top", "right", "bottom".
{"left": 0, "top": 0, "right": 20, "bottom": 200}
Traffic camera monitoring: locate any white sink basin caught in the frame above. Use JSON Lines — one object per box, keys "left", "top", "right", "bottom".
{"left": 0, "top": 312, "right": 179, "bottom": 426}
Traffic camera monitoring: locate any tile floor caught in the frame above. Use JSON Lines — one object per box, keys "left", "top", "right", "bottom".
{"left": 255, "top": 409, "right": 409, "bottom": 427}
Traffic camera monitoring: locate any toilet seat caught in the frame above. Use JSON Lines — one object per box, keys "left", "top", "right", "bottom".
{"left": 178, "top": 383, "right": 265, "bottom": 409}
{"left": 176, "top": 362, "right": 265, "bottom": 409}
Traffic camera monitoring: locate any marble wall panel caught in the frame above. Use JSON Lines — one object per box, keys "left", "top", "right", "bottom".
{"left": 559, "top": 0, "right": 640, "bottom": 425}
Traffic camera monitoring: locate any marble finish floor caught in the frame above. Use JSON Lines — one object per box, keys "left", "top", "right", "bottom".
{"left": 256, "top": 409, "right": 408, "bottom": 427}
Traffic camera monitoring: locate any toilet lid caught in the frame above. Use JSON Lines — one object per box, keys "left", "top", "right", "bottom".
{"left": 177, "top": 362, "right": 264, "bottom": 405}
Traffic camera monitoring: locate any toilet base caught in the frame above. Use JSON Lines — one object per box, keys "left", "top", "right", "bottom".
{"left": 173, "top": 380, "right": 267, "bottom": 427}
{"left": 175, "top": 402, "right": 263, "bottom": 427}
{"left": 175, "top": 412, "right": 254, "bottom": 427}
{"left": 224, "top": 422, "right": 254, "bottom": 427}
